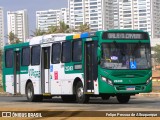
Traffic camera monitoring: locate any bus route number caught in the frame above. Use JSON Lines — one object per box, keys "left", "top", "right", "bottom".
{"left": 65, "top": 66, "right": 73, "bottom": 71}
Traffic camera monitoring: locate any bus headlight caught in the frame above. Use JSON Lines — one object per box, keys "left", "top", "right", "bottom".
{"left": 101, "top": 76, "right": 107, "bottom": 81}
{"left": 146, "top": 77, "right": 152, "bottom": 84}
{"left": 101, "top": 76, "right": 113, "bottom": 86}
{"left": 107, "top": 79, "right": 113, "bottom": 86}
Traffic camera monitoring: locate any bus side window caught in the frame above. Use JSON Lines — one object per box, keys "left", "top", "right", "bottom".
{"left": 5, "top": 49, "right": 13, "bottom": 68}
{"left": 52, "top": 43, "right": 61, "bottom": 64}
{"left": 31, "top": 46, "right": 40, "bottom": 65}
{"left": 22, "top": 47, "right": 30, "bottom": 66}
{"left": 73, "top": 40, "right": 82, "bottom": 62}
{"left": 61, "top": 41, "right": 72, "bottom": 63}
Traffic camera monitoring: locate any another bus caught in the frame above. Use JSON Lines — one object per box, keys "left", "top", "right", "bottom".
{"left": 3, "top": 30, "right": 152, "bottom": 103}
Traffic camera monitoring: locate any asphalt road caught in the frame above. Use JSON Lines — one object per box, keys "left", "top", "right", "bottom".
{"left": 0, "top": 96, "right": 159, "bottom": 111}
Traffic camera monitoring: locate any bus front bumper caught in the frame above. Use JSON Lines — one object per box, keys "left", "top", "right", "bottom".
{"left": 99, "top": 81, "right": 152, "bottom": 94}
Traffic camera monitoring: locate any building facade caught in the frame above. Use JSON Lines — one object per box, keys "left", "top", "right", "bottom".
{"left": 36, "top": 8, "right": 69, "bottom": 32}
{"left": 7, "top": 9, "right": 29, "bottom": 43}
{"left": 0, "top": 7, "right": 4, "bottom": 49}
{"left": 113, "top": 0, "right": 160, "bottom": 38}
{"left": 68, "top": 0, "right": 114, "bottom": 32}
{"left": 151, "top": 0, "right": 160, "bottom": 38}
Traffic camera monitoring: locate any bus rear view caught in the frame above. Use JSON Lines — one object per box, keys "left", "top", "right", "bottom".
{"left": 98, "top": 30, "right": 152, "bottom": 103}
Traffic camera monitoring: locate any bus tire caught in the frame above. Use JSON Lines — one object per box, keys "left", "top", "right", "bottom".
{"left": 117, "top": 95, "right": 130, "bottom": 104}
{"left": 61, "top": 95, "right": 76, "bottom": 103}
{"left": 26, "top": 82, "right": 43, "bottom": 102}
{"left": 75, "top": 81, "right": 89, "bottom": 103}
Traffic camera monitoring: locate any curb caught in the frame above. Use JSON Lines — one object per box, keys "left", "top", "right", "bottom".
{"left": 136, "top": 92, "right": 160, "bottom": 97}
{"left": 0, "top": 92, "right": 12, "bottom": 96}
{"left": 0, "top": 92, "right": 23, "bottom": 97}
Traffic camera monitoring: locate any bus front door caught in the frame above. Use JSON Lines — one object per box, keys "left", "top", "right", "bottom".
{"left": 84, "top": 41, "right": 98, "bottom": 93}
{"left": 14, "top": 51, "right": 20, "bottom": 94}
{"left": 41, "top": 47, "right": 50, "bottom": 94}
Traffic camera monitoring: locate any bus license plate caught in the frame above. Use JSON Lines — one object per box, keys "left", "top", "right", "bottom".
{"left": 126, "top": 86, "right": 135, "bottom": 91}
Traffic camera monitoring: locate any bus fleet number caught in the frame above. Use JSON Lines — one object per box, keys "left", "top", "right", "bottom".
{"left": 65, "top": 66, "right": 73, "bottom": 71}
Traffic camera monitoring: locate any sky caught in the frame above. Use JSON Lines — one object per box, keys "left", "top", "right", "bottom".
{"left": 0, "top": 0, "right": 68, "bottom": 37}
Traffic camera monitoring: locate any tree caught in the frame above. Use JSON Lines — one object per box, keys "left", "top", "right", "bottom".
{"left": 6, "top": 31, "right": 21, "bottom": 44}
{"left": 32, "top": 22, "right": 70, "bottom": 36}
{"left": 153, "top": 44, "right": 160, "bottom": 66}
{"left": 57, "top": 21, "right": 70, "bottom": 33}
{"left": 47, "top": 21, "right": 70, "bottom": 34}
{"left": 76, "top": 23, "right": 90, "bottom": 32}
{"left": 31, "top": 28, "right": 46, "bottom": 37}
{"left": 47, "top": 25, "right": 58, "bottom": 34}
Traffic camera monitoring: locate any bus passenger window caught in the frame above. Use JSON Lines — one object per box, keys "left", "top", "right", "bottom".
{"left": 31, "top": 46, "right": 40, "bottom": 65}
{"left": 52, "top": 43, "right": 61, "bottom": 64}
{"left": 5, "top": 49, "right": 13, "bottom": 68}
{"left": 61, "top": 41, "right": 71, "bottom": 63}
{"left": 22, "top": 47, "right": 30, "bottom": 66}
{"left": 73, "top": 40, "right": 82, "bottom": 62}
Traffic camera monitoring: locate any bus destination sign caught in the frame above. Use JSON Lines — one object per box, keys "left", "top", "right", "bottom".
{"left": 102, "top": 32, "right": 148, "bottom": 40}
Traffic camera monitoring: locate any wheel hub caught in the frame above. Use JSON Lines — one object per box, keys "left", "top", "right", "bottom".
{"left": 77, "top": 87, "right": 83, "bottom": 98}
{"left": 27, "top": 87, "right": 32, "bottom": 98}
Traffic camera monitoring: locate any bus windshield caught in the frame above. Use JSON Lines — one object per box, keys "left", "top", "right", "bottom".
{"left": 100, "top": 43, "right": 151, "bottom": 69}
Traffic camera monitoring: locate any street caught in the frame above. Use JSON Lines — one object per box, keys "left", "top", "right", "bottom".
{"left": 0, "top": 96, "right": 159, "bottom": 111}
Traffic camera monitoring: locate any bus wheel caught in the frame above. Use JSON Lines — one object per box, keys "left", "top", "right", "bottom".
{"left": 61, "top": 95, "right": 76, "bottom": 103}
{"left": 26, "top": 82, "right": 43, "bottom": 102}
{"left": 101, "top": 95, "right": 110, "bottom": 100}
{"left": 75, "top": 81, "right": 89, "bottom": 103}
{"left": 117, "top": 95, "right": 130, "bottom": 104}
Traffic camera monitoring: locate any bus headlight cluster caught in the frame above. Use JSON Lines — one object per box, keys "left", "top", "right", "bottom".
{"left": 101, "top": 76, "right": 113, "bottom": 86}
{"left": 146, "top": 77, "right": 152, "bottom": 85}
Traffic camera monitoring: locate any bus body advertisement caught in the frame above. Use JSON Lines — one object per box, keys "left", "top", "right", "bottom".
{"left": 2, "top": 30, "right": 152, "bottom": 103}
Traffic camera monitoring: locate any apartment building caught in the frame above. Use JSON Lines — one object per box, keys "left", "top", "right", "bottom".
{"left": 7, "top": 9, "right": 29, "bottom": 43}
{"left": 0, "top": 7, "right": 4, "bottom": 49}
{"left": 113, "top": 0, "right": 160, "bottom": 38}
{"left": 68, "top": 0, "right": 114, "bottom": 32}
{"left": 36, "top": 8, "right": 69, "bottom": 32}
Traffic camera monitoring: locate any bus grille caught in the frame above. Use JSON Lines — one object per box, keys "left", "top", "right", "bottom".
{"left": 116, "top": 86, "right": 144, "bottom": 91}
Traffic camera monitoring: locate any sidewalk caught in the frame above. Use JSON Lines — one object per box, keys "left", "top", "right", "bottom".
{"left": 0, "top": 92, "right": 12, "bottom": 96}
{"left": 136, "top": 92, "right": 160, "bottom": 97}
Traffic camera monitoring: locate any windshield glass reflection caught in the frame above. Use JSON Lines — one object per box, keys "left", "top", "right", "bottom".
{"left": 100, "top": 43, "right": 151, "bottom": 69}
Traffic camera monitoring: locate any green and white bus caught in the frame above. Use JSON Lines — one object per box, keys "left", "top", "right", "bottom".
{"left": 2, "top": 30, "right": 152, "bottom": 103}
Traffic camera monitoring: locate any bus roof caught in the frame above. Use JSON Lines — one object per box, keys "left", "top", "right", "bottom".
{"left": 66, "top": 32, "right": 97, "bottom": 40}
{"left": 4, "top": 42, "right": 29, "bottom": 50}
{"left": 107, "top": 29, "right": 147, "bottom": 33}
{"left": 4, "top": 30, "right": 149, "bottom": 49}
{"left": 28, "top": 33, "right": 74, "bottom": 45}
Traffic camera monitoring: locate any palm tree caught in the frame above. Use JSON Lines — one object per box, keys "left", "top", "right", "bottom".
{"left": 31, "top": 28, "right": 46, "bottom": 37}
{"left": 57, "top": 21, "right": 70, "bottom": 33}
{"left": 77, "top": 23, "right": 90, "bottom": 32}
{"left": 31, "top": 22, "right": 70, "bottom": 36}
{"left": 46, "top": 21, "right": 70, "bottom": 33}
{"left": 47, "top": 25, "right": 58, "bottom": 34}
{"left": 6, "top": 31, "right": 21, "bottom": 44}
